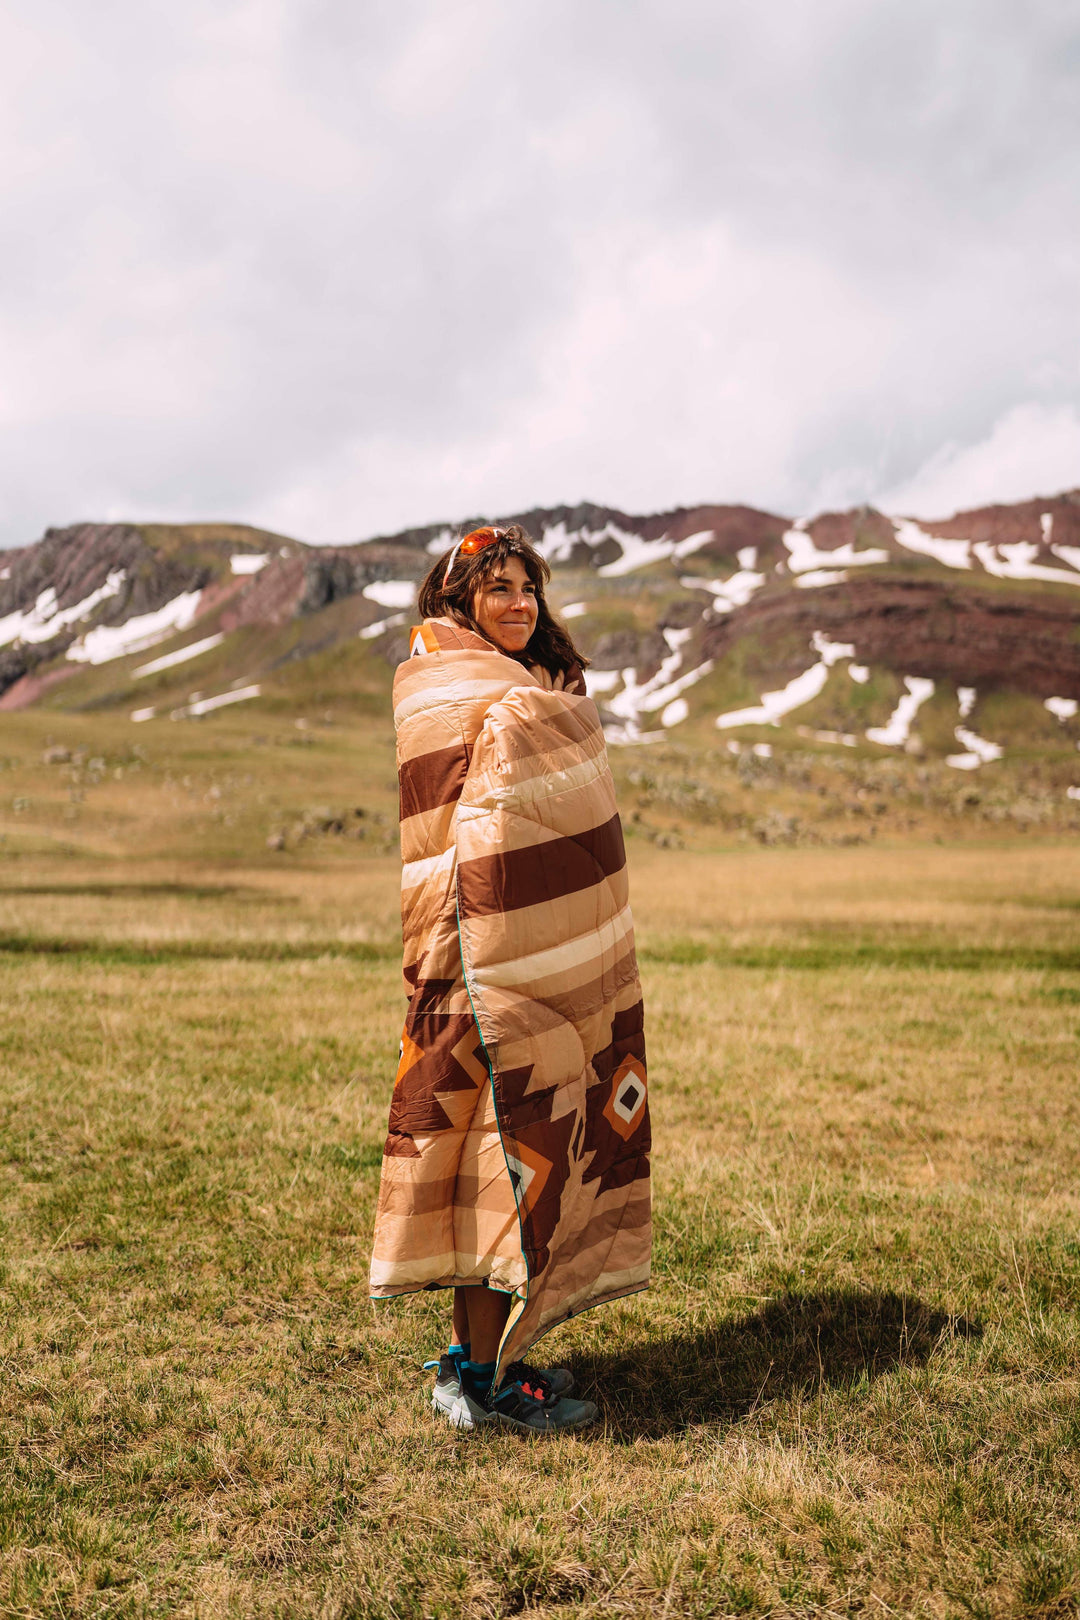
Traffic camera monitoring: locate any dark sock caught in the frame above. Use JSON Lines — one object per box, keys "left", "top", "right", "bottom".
{"left": 447, "top": 1341, "right": 470, "bottom": 1377}
{"left": 461, "top": 1359, "right": 497, "bottom": 1403}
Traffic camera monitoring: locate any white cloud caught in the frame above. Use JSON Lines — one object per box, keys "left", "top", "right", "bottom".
{"left": 877, "top": 403, "right": 1080, "bottom": 518}
{"left": 0, "top": 1, "right": 1079, "bottom": 544}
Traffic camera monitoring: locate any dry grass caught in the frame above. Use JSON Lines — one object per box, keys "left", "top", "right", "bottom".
{"left": 2, "top": 723, "right": 1080, "bottom": 1614}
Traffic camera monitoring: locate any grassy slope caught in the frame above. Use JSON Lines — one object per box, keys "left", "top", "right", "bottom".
{"left": 1, "top": 779, "right": 1080, "bottom": 1614}
{"left": 2, "top": 695, "right": 1080, "bottom": 886}
{"left": 17, "top": 537, "right": 1080, "bottom": 814}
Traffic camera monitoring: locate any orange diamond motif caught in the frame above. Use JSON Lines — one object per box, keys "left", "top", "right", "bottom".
{"left": 602, "top": 1056, "right": 648, "bottom": 1141}
{"left": 503, "top": 1139, "right": 552, "bottom": 1211}
{"left": 394, "top": 1029, "right": 425, "bottom": 1086}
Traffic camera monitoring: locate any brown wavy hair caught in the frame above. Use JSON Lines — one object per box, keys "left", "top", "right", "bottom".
{"left": 416, "top": 524, "right": 589, "bottom": 678}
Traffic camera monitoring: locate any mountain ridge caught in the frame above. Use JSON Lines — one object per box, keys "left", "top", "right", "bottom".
{"left": 2, "top": 495, "right": 1079, "bottom": 778}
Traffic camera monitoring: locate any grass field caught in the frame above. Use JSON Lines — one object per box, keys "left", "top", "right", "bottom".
{"left": 2, "top": 706, "right": 1080, "bottom": 1617}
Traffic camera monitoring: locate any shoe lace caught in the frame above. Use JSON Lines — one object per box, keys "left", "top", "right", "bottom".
{"left": 502, "top": 1360, "right": 555, "bottom": 1403}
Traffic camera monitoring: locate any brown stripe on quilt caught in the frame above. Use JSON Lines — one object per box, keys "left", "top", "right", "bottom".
{"left": 462, "top": 870, "right": 629, "bottom": 956}
{"left": 399, "top": 743, "right": 472, "bottom": 820}
{"left": 372, "top": 1169, "right": 457, "bottom": 1216}
{"left": 457, "top": 813, "right": 626, "bottom": 915}
{"left": 555, "top": 1188, "right": 653, "bottom": 1264}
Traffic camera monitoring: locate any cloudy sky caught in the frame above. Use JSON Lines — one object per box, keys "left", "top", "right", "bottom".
{"left": 1, "top": 0, "right": 1078, "bottom": 547}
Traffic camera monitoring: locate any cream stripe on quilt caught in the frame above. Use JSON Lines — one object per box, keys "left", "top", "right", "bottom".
{"left": 469, "top": 903, "right": 635, "bottom": 989}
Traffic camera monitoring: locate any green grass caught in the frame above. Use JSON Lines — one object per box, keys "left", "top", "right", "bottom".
{"left": 2, "top": 835, "right": 1080, "bottom": 1615}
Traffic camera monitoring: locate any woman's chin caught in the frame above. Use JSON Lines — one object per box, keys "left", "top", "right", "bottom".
{"left": 493, "top": 627, "right": 533, "bottom": 652}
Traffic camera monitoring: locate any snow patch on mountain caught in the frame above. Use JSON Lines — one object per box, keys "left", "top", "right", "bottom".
{"left": 173, "top": 684, "right": 261, "bottom": 718}
{"left": 602, "top": 627, "right": 700, "bottom": 742}
{"left": 688, "top": 547, "right": 766, "bottom": 611}
{"left": 359, "top": 612, "right": 407, "bottom": 640}
{"left": 892, "top": 518, "right": 972, "bottom": 570}
{"left": 531, "top": 521, "right": 718, "bottom": 578}
{"left": 0, "top": 571, "right": 126, "bottom": 648}
{"left": 714, "top": 629, "right": 860, "bottom": 731}
{"left": 424, "top": 528, "right": 457, "bottom": 556}
{"left": 584, "top": 668, "right": 621, "bottom": 696}
{"left": 973, "top": 541, "right": 1080, "bottom": 587}
{"left": 594, "top": 526, "right": 665, "bottom": 575}
{"left": 782, "top": 519, "right": 889, "bottom": 574}
{"left": 866, "top": 676, "right": 935, "bottom": 747}
{"left": 640, "top": 659, "right": 715, "bottom": 715}
{"left": 595, "top": 626, "right": 716, "bottom": 742}
{"left": 1051, "top": 544, "right": 1080, "bottom": 574}
{"left": 947, "top": 726, "right": 1003, "bottom": 770}
{"left": 716, "top": 663, "right": 830, "bottom": 730}
{"left": 135, "top": 634, "right": 225, "bottom": 677}
{"left": 687, "top": 570, "right": 766, "bottom": 610}
{"left": 812, "top": 631, "right": 856, "bottom": 666}
{"left": 230, "top": 554, "right": 268, "bottom": 575}
{"left": 132, "top": 682, "right": 261, "bottom": 722}
{"left": 795, "top": 569, "right": 849, "bottom": 589}
{"left": 531, "top": 519, "right": 643, "bottom": 569}
{"left": 363, "top": 580, "right": 416, "bottom": 609}
{"left": 67, "top": 590, "right": 202, "bottom": 665}
{"left": 891, "top": 518, "right": 1080, "bottom": 586}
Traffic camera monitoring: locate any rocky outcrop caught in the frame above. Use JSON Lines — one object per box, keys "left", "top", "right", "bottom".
{"left": 0, "top": 523, "right": 208, "bottom": 625}
{"left": 802, "top": 507, "right": 896, "bottom": 552}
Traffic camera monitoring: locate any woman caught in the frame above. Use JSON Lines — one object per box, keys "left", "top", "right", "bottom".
{"left": 369, "top": 524, "right": 650, "bottom": 1435}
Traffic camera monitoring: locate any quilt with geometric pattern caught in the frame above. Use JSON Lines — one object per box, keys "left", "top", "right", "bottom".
{"left": 369, "top": 617, "right": 651, "bottom": 1376}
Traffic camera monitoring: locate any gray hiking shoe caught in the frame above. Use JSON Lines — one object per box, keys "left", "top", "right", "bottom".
{"left": 488, "top": 1362, "right": 598, "bottom": 1435}
{"left": 427, "top": 1356, "right": 488, "bottom": 1428}
{"left": 535, "top": 1363, "right": 576, "bottom": 1398}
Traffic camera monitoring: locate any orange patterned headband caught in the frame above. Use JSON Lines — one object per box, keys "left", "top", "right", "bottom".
{"left": 442, "top": 527, "right": 505, "bottom": 587}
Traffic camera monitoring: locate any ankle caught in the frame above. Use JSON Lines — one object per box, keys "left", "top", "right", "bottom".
{"left": 461, "top": 1359, "right": 497, "bottom": 1402}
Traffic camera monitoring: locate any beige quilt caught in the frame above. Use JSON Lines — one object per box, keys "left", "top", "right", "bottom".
{"left": 369, "top": 617, "right": 651, "bottom": 1375}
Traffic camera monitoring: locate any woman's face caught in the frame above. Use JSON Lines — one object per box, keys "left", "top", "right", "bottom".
{"left": 471, "top": 555, "right": 539, "bottom": 654}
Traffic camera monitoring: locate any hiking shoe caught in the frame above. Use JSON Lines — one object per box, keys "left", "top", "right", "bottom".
{"left": 426, "top": 1356, "right": 491, "bottom": 1429}
{"left": 425, "top": 1357, "right": 595, "bottom": 1435}
{"left": 425, "top": 1353, "right": 574, "bottom": 1413}
{"left": 488, "top": 1364, "right": 598, "bottom": 1435}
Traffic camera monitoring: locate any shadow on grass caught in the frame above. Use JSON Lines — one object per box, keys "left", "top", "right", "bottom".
{"left": 577, "top": 1288, "right": 980, "bottom": 1437}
